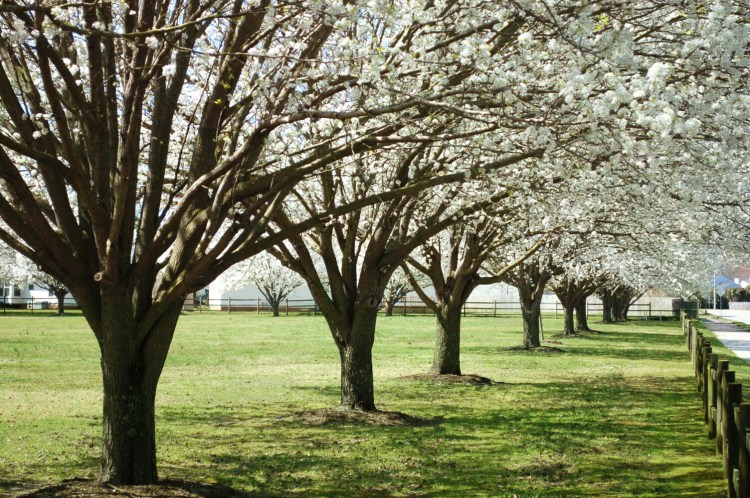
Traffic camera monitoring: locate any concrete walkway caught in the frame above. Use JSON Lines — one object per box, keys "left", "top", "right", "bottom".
{"left": 702, "top": 311, "right": 750, "bottom": 361}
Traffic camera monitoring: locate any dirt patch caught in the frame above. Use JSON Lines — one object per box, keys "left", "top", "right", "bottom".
{"left": 501, "top": 345, "right": 565, "bottom": 354}
{"left": 14, "top": 478, "right": 253, "bottom": 498}
{"left": 400, "top": 373, "right": 503, "bottom": 386}
{"left": 280, "top": 407, "right": 440, "bottom": 427}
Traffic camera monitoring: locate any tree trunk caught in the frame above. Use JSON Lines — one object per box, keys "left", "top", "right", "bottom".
{"left": 56, "top": 291, "right": 66, "bottom": 314}
{"left": 521, "top": 306, "right": 541, "bottom": 348}
{"left": 575, "top": 299, "right": 590, "bottom": 332}
{"left": 601, "top": 291, "right": 613, "bottom": 323}
{"left": 96, "top": 292, "right": 182, "bottom": 484}
{"left": 100, "top": 367, "right": 158, "bottom": 484}
{"left": 385, "top": 300, "right": 396, "bottom": 317}
{"left": 271, "top": 302, "right": 280, "bottom": 317}
{"left": 612, "top": 303, "right": 622, "bottom": 322}
{"left": 431, "top": 305, "right": 462, "bottom": 375}
{"left": 563, "top": 305, "right": 575, "bottom": 335}
{"left": 337, "top": 306, "right": 378, "bottom": 411}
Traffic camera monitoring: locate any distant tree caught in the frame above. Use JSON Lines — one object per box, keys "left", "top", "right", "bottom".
{"left": 499, "top": 256, "right": 558, "bottom": 348}
{"left": 551, "top": 274, "right": 600, "bottom": 335}
{"left": 725, "top": 288, "right": 750, "bottom": 302}
{"left": 403, "top": 222, "right": 544, "bottom": 375}
{"left": 28, "top": 266, "right": 70, "bottom": 314}
{"left": 382, "top": 268, "right": 413, "bottom": 317}
{"left": 227, "top": 253, "right": 303, "bottom": 317}
{"left": 0, "top": 242, "right": 19, "bottom": 303}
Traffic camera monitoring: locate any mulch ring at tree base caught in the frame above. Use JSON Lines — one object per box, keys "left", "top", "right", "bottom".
{"left": 15, "top": 478, "right": 253, "bottom": 498}
{"left": 279, "top": 407, "right": 441, "bottom": 427}
{"left": 500, "top": 345, "right": 566, "bottom": 354}
{"left": 400, "top": 373, "right": 503, "bottom": 386}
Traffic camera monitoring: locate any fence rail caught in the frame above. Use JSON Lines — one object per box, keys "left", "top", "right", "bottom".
{"left": 189, "top": 297, "right": 680, "bottom": 319}
{"left": 683, "top": 313, "right": 750, "bottom": 497}
{"left": 0, "top": 295, "right": 684, "bottom": 320}
{"left": 1, "top": 296, "right": 78, "bottom": 312}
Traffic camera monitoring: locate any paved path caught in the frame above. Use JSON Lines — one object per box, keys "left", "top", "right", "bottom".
{"left": 702, "top": 312, "right": 750, "bottom": 361}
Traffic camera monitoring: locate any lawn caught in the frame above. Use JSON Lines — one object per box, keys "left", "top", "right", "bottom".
{"left": 0, "top": 311, "right": 727, "bottom": 497}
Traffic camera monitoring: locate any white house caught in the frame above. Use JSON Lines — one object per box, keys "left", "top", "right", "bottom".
{"left": 0, "top": 282, "right": 74, "bottom": 309}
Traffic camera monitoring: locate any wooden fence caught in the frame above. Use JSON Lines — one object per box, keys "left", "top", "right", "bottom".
{"left": 198, "top": 297, "right": 680, "bottom": 319}
{"left": 683, "top": 312, "right": 750, "bottom": 497}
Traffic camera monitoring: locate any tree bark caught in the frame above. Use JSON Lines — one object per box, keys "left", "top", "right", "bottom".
{"left": 601, "top": 290, "right": 613, "bottom": 323}
{"left": 385, "top": 300, "right": 396, "bottom": 317}
{"left": 522, "top": 306, "right": 541, "bottom": 348}
{"left": 575, "top": 299, "right": 590, "bottom": 332}
{"left": 337, "top": 305, "right": 378, "bottom": 411}
{"left": 562, "top": 305, "right": 575, "bottom": 335}
{"left": 100, "top": 367, "right": 158, "bottom": 484}
{"left": 271, "top": 302, "right": 280, "bottom": 317}
{"left": 96, "top": 291, "right": 182, "bottom": 484}
{"left": 431, "top": 305, "right": 462, "bottom": 375}
{"left": 55, "top": 290, "right": 66, "bottom": 314}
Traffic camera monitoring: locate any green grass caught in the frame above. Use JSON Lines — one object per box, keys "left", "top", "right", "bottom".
{"left": 0, "top": 311, "right": 729, "bottom": 497}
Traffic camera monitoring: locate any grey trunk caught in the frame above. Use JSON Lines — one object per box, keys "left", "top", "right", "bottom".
{"left": 522, "top": 306, "right": 541, "bottom": 348}
{"left": 431, "top": 305, "right": 462, "bottom": 375}
{"left": 338, "top": 306, "right": 377, "bottom": 411}
{"left": 385, "top": 300, "right": 396, "bottom": 317}
{"left": 575, "top": 300, "right": 590, "bottom": 331}
{"left": 56, "top": 292, "right": 66, "bottom": 314}
{"left": 97, "top": 292, "right": 182, "bottom": 484}
{"left": 100, "top": 366, "right": 158, "bottom": 484}
{"left": 601, "top": 292, "right": 613, "bottom": 323}
{"left": 563, "top": 305, "right": 575, "bottom": 335}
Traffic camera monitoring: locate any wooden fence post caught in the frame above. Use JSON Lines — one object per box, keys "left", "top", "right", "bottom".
{"left": 723, "top": 380, "right": 742, "bottom": 496}
{"left": 695, "top": 333, "right": 705, "bottom": 388}
{"left": 286, "top": 299, "right": 289, "bottom": 316}
{"left": 709, "top": 353, "right": 720, "bottom": 439}
{"left": 702, "top": 343, "right": 713, "bottom": 424}
{"left": 694, "top": 334, "right": 705, "bottom": 391}
{"left": 692, "top": 328, "right": 701, "bottom": 365}
{"left": 735, "top": 403, "right": 750, "bottom": 498}
{"left": 718, "top": 361, "right": 732, "bottom": 455}
{"left": 228, "top": 297, "right": 231, "bottom": 313}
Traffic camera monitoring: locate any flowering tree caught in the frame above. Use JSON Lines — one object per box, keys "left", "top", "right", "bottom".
{"left": 13, "top": 254, "right": 71, "bottom": 314}
{"left": 0, "top": 0, "right": 747, "bottom": 485}
{"left": 268, "top": 140, "right": 534, "bottom": 410}
{"left": 403, "top": 220, "right": 545, "bottom": 375}
{"left": 382, "top": 267, "right": 423, "bottom": 317}
{"left": 0, "top": 240, "right": 21, "bottom": 305}
{"left": 227, "top": 252, "right": 303, "bottom": 316}
{"left": 0, "top": 0, "right": 553, "bottom": 483}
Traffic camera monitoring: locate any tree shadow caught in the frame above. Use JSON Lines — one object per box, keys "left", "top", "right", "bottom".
{"left": 147, "top": 373, "right": 724, "bottom": 497}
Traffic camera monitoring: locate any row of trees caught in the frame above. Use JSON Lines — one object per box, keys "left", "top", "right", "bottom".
{"left": 0, "top": 0, "right": 748, "bottom": 485}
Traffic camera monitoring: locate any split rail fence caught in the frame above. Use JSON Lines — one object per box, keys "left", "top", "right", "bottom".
{"left": 192, "top": 297, "right": 678, "bottom": 319}
{"left": 683, "top": 313, "right": 750, "bottom": 497}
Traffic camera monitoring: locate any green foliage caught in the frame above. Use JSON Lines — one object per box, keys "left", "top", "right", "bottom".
{"left": 0, "top": 313, "right": 726, "bottom": 496}
{"left": 725, "top": 288, "right": 750, "bottom": 302}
